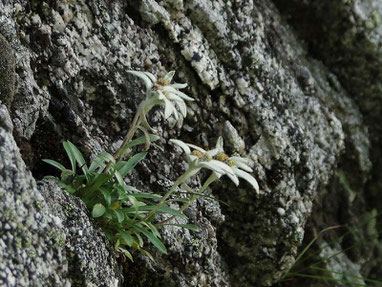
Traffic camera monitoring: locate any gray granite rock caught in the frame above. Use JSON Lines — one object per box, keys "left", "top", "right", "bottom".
{"left": 0, "top": 104, "right": 68, "bottom": 286}
{"left": 0, "top": 104, "right": 122, "bottom": 286}
{"left": 0, "top": 0, "right": 381, "bottom": 286}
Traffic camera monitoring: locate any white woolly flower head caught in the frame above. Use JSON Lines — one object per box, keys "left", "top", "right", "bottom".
{"left": 212, "top": 137, "right": 259, "bottom": 192}
{"left": 170, "top": 137, "right": 259, "bottom": 192}
{"left": 169, "top": 138, "right": 237, "bottom": 181}
{"left": 127, "top": 70, "right": 193, "bottom": 121}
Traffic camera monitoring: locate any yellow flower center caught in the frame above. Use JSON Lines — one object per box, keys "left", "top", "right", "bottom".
{"left": 191, "top": 150, "right": 212, "bottom": 161}
{"left": 227, "top": 159, "right": 235, "bottom": 167}
{"left": 216, "top": 152, "right": 229, "bottom": 162}
{"left": 204, "top": 154, "right": 212, "bottom": 161}
{"left": 191, "top": 150, "right": 204, "bottom": 159}
{"left": 157, "top": 77, "right": 171, "bottom": 86}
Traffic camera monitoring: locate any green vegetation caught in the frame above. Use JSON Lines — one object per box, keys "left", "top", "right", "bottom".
{"left": 281, "top": 213, "right": 382, "bottom": 287}
{"left": 43, "top": 70, "right": 259, "bottom": 260}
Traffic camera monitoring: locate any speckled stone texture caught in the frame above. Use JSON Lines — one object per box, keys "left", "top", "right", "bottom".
{"left": 0, "top": 0, "right": 381, "bottom": 286}
{"left": 0, "top": 104, "right": 122, "bottom": 286}
{"left": 0, "top": 104, "right": 68, "bottom": 286}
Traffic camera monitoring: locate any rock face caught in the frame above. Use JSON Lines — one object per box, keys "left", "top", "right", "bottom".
{"left": 0, "top": 104, "right": 122, "bottom": 286}
{"left": 0, "top": 0, "right": 381, "bottom": 286}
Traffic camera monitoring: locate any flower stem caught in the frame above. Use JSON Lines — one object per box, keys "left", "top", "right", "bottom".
{"left": 101, "top": 109, "right": 141, "bottom": 174}
{"left": 114, "top": 110, "right": 141, "bottom": 161}
{"left": 137, "top": 167, "right": 196, "bottom": 223}
{"left": 157, "top": 173, "right": 218, "bottom": 226}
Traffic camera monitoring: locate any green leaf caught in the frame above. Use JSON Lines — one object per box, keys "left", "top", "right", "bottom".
{"left": 124, "top": 185, "right": 141, "bottom": 192}
{"left": 127, "top": 193, "right": 162, "bottom": 200}
{"left": 118, "top": 247, "right": 134, "bottom": 262}
{"left": 103, "top": 210, "right": 113, "bottom": 220}
{"left": 118, "top": 230, "right": 133, "bottom": 246}
{"left": 100, "top": 188, "right": 112, "bottom": 206}
{"left": 130, "top": 224, "right": 167, "bottom": 254}
{"left": 86, "top": 174, "right": 111, "bottom": 193}
{"left": 114, "top": 170, "right": 125, "bottom": 187}
{"left": 127, "top": 195, "right": 142, "bottom": 219}
{"left": 114, "top": 239, "right": 121, "bottom": 249}
{"left": 117, "top": 152, "right": 148, "bottom": 177}
{"left": 89, "top": 152, "right": 115, "bottom": 172}
{"left": 154, "top": 205, "right": 188, "bottom": 219}
{"left": 114, "top": 210, "right": 125, "bottom": 223}
{"left": 92, "top": 203, "right": 106, "bottom": 218}
{"left": 124, "top": 134, "right": 160, "bottom": 150}
{"left": 133, "top": 232, "right": 144, "bottom": 248}
{"left": 61, "top": 169, "right": 75, "bottom": 180}
{"left": 63, "top": 141, "right": 76, "bottom": 173}
{"left": 162, "top": 224, "right": 199, "bottom": 231}
{"left": 142, "top": 222, "right": 161, "bottom": 238}
{"left": 54, "top": 178, "right": 76, "bottom": 194}
{"left": 104, "top": 230, "right": 114, "bottom": 241}
{"left": 67, "top": 141, "right": 89, "bottom": 179}
{"left": 151, "top": 142, "right": 164, "bottom": 151}
{"left": 42, "top": 159, "right": 66, "bottom": 171}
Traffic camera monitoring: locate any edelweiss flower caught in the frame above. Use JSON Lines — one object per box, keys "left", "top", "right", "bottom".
{"left": 171, "top": 137, "right": 259, "bottom": 192}
{"left": 169, "top": 139, "right": 237, "bottom": 181}
{"left": 213, "top": 137, "right": 259, "bottom": 192}
{"left": 127, "top": 70, "right": 193, "bottom": 120}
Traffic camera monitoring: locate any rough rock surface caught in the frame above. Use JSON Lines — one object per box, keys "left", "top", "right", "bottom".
{"left": 0, "top": 0, "right": 381, "bottom": 286}
{"left": 0, "top": 104, "right": 122, "bottom": 286}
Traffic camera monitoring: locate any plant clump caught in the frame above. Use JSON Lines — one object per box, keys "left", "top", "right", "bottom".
{"left": 44, "top": 70, "right": 259, "bottom": 261}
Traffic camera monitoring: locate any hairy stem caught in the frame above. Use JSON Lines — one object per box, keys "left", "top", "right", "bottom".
{"left": 101, "top": 109, "right": 141, "bottom": 174}
{"left": 157, "top": 173, "right": 217, "bottom": 226}
{"left": 137, "top": 167, "right": 197, "bottom": 223}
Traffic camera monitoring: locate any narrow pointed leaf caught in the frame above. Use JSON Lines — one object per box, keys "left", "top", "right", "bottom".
{"left": 42, "top": 159, "right": 66, "bottom": 171}
{"left": 141, "top": 221, "right": 161, "bottom": 238}
{"left": 124, "top": 134, "right": 160, "bottom": 150}
{"left": 86, "top": 173, "right": 111, "bottom": 193}
{"left": 61, "top": 169, "right": 75, "bottom": 179}
{"left": 67, "top": 141, "right": 89, "bottom": 178}
{"left": 89, "top": 152, "right": 115, "bottom": 172}
{"left": 130, "top": 224, "right": 167, "bottom": 254}
{"left": 123, "top": 205, "right": 187, "bottom": 219}
{"left": 55, "top": 179, "right": 76, "bottom": 194}
{"left": 118, "top": 247, "right": 134, "bottom": 262}
{"left": 126, "top": 193, "right": 162, "bottom": 200}
{"left": 127, "top": 195, "right": 141, "bottom": 219}
{"left": 133, "top": 232, "right": 144, "bottom": 247}
{"left": 63, "top": 141, "right": 76, "bottom": 173}
{"left": 117, "top": 152, "right": 148, "bottom": 177}
{"left": 100, "top": 188, "right": 112, "bottom": 206}
{"left": 114, "top": 170, "right": 125, "bottom": 187}
{"left": 114, "top": 210, "right": 125, "bottom": 223}
{"left": 140, "top": 249, "right": 155, "bottom": 261}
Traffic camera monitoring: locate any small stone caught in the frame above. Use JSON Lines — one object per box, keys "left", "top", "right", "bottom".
{"left": 277, "top": 208, "right": 286, "bottom": 216}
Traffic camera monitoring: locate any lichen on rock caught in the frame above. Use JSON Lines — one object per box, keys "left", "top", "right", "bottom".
{"left": 0, "top": 34, "right": 16, "bottom": 109}
{"left": 0, "top": 0, "right": 381, "bottom": 286}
